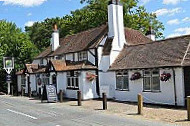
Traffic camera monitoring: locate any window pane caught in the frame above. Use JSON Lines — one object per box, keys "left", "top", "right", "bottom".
{"left": 152, "top": 70, "right": 159, "bottom": 75}
{"left": 144, "top": 71, "right": 150, "bottom": 75}
{"left": 152, "top": 76, "right": 160, "bottom": 91}
{"left": 72, "top": 78, "right": 74, "bottom": 87}
{"left": 67, "top": 78, "right": 71, "bottom": 87}
{"left": 123, "top": 76, "right": 129, "bottom": 90}
{"left": 116, "top": 76, "right": 122, "bottom": 89}
{"left": 144, "top": 77, "right": 151, "bottom": 90}
{"left": 75, "top": 78, "right": 79, "bottom": 88}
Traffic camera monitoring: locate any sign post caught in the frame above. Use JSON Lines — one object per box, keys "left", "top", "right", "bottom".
{"left": 3, "top": 57, "right": 14, "bottom": 95}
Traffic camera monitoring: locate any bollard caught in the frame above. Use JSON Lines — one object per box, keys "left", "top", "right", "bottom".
{"left": 187, "top": 96, "right": 190, "bottom": 120}
{"left": 77, "top": 90, "right": 82, "bottom": 106}
{"left": 138, "top": 94, "right": 143, "bottom": 115}
{"left": 60, "top": 90, "right": 63, "bottom": 103}
{"left": 102, "top": 92, "right": 107, "bottom": 110}
{"left": 29, "top": 87, "right": 31, "bottom": 98}
{"left": 39, "top": 87, "right": 41, "bottom": 99}
{"left": 21, "top": 87, "right": 24, "bottom": 96}
{"left": 11, "top": 85, "right": 14, "bottom": 96}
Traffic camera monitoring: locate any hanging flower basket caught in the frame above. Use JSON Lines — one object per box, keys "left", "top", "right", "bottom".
{"left": 130, "top": 72, "right": 141, "bottom": 81}
{"left": 160, "top": 72, "right": 171, "bottom": 82}
{"left": 86, "top": 72, "right": 97, "bottom": 82}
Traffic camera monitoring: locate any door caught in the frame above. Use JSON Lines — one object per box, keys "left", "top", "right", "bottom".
{"left": 184, "top": 67, "right": 190, "bottom": 105}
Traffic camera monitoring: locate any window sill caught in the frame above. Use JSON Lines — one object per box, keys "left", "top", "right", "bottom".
{"left": 116, "top": 89, "right": 129, "bottom": 92}
{"left": 143, "top": 90, "right": 161, "bottom": 93}
{"left": 67, "top": 87, "right": 79, "bottom": 90}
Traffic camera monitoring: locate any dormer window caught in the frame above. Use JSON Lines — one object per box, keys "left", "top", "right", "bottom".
{"left": 55, "top": 56, "right": 62, "bottom": 60}
{"left": 78, "top": 51, "right": 87, "bottom": 61}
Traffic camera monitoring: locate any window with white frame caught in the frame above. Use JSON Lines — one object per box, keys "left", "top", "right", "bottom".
{"left": 67, "top": 71, "right": 79, "bottom": 89}
{"left": 42, "top": 74, "right": 49, "bottom": 85}
{"left": 21, "top": 75, "right": 26, "bottom": 87}
{"left": 143, "top": 69, "right": 160, "bottom": 91}
{"left": 78, "top": 51, "right": 87, "bottom": 61}
{"left": 116, "top": 71, "right": 129, "bottom": 90}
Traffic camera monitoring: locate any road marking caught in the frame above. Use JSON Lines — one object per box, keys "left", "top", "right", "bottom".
{"left": 7, "top": 109, "right": 38, "bottom": 120}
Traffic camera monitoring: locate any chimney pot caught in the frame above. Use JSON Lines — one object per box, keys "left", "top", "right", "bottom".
{"left": 116, "top": 0, "right": 119, "bottom": 5}
{"left": 53, "top": 24, "right": 58, "bottom": 31}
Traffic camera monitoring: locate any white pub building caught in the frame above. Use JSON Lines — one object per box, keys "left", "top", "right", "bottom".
{"left": 17, "top": 0, "right": 190, "bottom": 106}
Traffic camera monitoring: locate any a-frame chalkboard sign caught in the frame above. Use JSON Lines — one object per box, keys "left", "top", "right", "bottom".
{"left": 41, "top": 84, "right": 57, "bottom": 103}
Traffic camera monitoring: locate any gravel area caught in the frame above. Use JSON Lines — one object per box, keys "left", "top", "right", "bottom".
{"left": 57, "top": 99, "right": 190, "bottom": 126}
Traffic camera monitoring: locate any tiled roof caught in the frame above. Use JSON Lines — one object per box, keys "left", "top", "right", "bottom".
{"left": 110, "top": 35, "right": 190, "bottom": 70}
{"left": 50, "top": 60, "right": 97, "bottom": 72}
{"left": 35, "top": 24, "right": 151, "bottom": 59}
{"left": 35, "top": 24, "right": 108, "bottom": 59}
{"left": 125, "top": 28, "right": 152, "bottom": 45}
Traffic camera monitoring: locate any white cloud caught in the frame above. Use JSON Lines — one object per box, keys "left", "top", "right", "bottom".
{"left": 163, "top": 0, "right": 187, "bottom": 5}
{"left": 25, "top": 21, "right": 34, "bottom": 27}
{"left": 167, "top": 33, "right": 182, "bottom": 38}
{"left": 27, "top": 13, "right": 32, "bottom": 16}
{"left": 0, "top": 0, "right": 47, "bottom": 7}
{"left": 140, "top": 0, "right": 151, "bottom": 5}
{"left": 182, "top": 17, "right": 190, "bottom": 22}
{"left": 167, "top": 19, "right": 180, "bottom": 25}
{"left": 174, "top": 27, "right": 190, "bottom": 34}
{"left": 153, "top": 8, "right": 182, "bottom": 16}
{"left": 167, "top": 27, "right": 190, "bottom": 38}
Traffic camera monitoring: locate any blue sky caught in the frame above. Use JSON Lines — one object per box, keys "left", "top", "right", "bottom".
{"left": 0, "top": 0, "right": 190, "bottom": 38}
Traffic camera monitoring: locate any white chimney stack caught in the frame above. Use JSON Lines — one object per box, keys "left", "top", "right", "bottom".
{"left": 108, "top": 0, "right": 126, "bottom": 49}
{"left": 146, "top": 26, "right": 156, "bottom": 41}
{"left": 108, "top": 0, "right": 126, "bottom": 65}
{"left": 51, "top": 24, "right": 59, "bottom": 51}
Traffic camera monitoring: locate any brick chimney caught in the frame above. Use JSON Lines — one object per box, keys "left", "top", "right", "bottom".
{"left": 51, "top": 24, "right": 60, "bottom": 51}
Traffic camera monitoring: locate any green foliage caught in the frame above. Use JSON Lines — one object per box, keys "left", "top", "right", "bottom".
{"left": 26, "top": 0, "right": 164, "bottom": 51}
{"left": 0, "top": 20, "right": 39, "bottom": 92}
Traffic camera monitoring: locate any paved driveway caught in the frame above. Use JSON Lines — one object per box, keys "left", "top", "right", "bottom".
{"left": 0, "top": 96, "right": 174, "bottom": 126}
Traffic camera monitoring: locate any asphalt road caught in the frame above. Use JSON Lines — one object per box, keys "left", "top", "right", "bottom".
{"left": 0, "top": 95, "right": 174, "bottom": 126}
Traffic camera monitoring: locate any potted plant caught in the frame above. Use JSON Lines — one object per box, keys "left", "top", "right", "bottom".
{"left": 130, "top": 72, "right": 141, "bottom": 81}
{"left": 160, "top": 72, "right": 171, "bottom": 82}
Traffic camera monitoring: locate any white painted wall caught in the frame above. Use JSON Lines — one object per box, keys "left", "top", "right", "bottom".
{"left": 175, "top": 68, "right": 185, "bottom": 106}
{"left": 99, "top": 56, "right": 110, "bottom": 72}
{"left": 54, "top": 71, "right": 98, "bottom": 100}
{"left": 17, "top": 75, "right": 21, "bottom": 92}
{"left": 74, "top": 53, "right": 78, "bottom": 61}
{"left": 88, "top": 49, "right": 95, "bottom": 65}
{"left": 99, "top": 72, "right": 115, "bottom": 98}
{"left": 30, "top": 74, "right": 36, "bottom": 92}
{"left": 101, "top": 68, "right": 185, "bottom": 106}
{"left": 66, "top": 53, "right": 74, "bottom": 61}
{"left": 56, "top": 72, "right": 66, "bottom": 93}
{"left": 81, "top": 71, "right": 98, "bottom": 100}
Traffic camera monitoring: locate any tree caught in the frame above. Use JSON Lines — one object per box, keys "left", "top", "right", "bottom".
{"left": 25, "top": 0, "right": 164, "bottom": 51}
{"left": 0, "top": 20, "right": 39, "bottom": 92}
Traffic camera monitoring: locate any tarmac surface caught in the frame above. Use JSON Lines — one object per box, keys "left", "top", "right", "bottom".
{"left": 0, "top": 95, "right": 174, "bottom": 126}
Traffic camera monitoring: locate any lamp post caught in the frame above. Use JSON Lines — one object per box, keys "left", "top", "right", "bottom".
{"left": 3, "top": 57, "right": 14, "bottom": 95}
